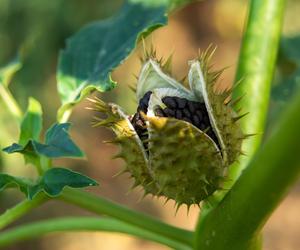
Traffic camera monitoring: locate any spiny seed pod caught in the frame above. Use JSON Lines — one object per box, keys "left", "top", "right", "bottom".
{"left": 91, "top": 47, "right": 247, "bottom": 207}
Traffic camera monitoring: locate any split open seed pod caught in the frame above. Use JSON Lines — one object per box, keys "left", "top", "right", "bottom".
{"left": 91, "top": 47, "right": 245, "bottom": 207}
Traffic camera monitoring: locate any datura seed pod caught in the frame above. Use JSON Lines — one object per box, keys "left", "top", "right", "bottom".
{"left": 91, "top": 47, "right": 246, "bottom": 207}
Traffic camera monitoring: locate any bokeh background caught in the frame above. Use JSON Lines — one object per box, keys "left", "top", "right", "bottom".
{"left": 0, "top": 0, "right": 299, "bottom": 249}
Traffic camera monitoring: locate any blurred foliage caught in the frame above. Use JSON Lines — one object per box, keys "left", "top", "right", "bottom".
{"left": 0, "top": 0, "right": 123, "bottom": 121}
{"left": 267, "top": 36, "right": 300, "bottom": 133}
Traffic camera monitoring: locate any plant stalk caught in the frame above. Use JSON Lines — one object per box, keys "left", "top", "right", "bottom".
{"left": 231, "top": 0, "right": 286, "bottom": 180}
{"left": 0, "top": 217, "right": 191, "bottom": 249}
{"left": 0, "top": 194, "right": 48, "bottom": 230}
{"left": 59, "top": 188, "right": 194, "bottom": 247}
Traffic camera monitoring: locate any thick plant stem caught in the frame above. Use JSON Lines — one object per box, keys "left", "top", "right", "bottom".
{"left": 195, "top": 89, "right": 300, "bottom": 249}
{"left": 59, "top": 188, "right": 193, "bottom": 247}
{"left": 0, "top": 194, "right": 48, "bottom": 230}
{"left": 0, "top": 217, "right": 191, "bottom": 249}
{"left": 231, "top": 0, "right": 286, "bottom": 180}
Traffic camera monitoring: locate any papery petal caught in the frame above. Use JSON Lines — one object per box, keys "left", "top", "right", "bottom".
{"left": 137, "top": 59, "right": 196, "bottom": 101}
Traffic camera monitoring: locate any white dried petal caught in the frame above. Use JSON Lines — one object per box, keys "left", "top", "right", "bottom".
{"left": 188, "top": 60, "right": 227, "bottom": 163}
{"left": 137, "top": 59, "right": 196, "bottom": 101}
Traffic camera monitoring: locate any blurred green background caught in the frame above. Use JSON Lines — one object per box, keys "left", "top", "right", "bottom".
{"left": 0, "top": 0, "right": 299, "bottom": 249}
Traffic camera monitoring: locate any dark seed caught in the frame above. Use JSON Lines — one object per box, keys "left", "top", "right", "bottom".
{"left": 162, "top": 97, "right": 177, "bottom": 109}
{"left": 154, "top": 107, "right": 165, "bottom": 117}
{"left": 140, "top": 91, "right": 151, "bottom": 103}
{"left": 182, "top": 117, "right": 192, "bottom": 123}
{"left": 187, "top": 102, "right": 196, "bottom": 113}
{"left": 175, "top": 110, "right": 183, "bottom": 119}
{"left": 144, "top": 91, "right": 152, "bottom": 100}
{"left": 140, "top": 98, "right": 149, "bottom": 107}
{"left": 137, "top": 91, "right": 152, "bottom": 113}
{"left": 193, "top": 102, "right": 203, "bottom": 110}
{"left": 199, "top": 123, "right": 206, "bottom": 131}
{"left": 164, "top": 108, "right": 175, "bottom": 117}
{"left": 195, "top": 110, "right": 203, "bottom": 120}
{"left": 175, "top": 97, "right": 187, "bottom": 109}
{"left": 203, "top": 115, "right": 210, "bottom": 124}
{"left": 183, "top": 108, "right": 191, "bottom": 118}
{"left": 192, "top": 115, "right": 200, "bottom": 127}
{"left": 137, "top": 103, "right": 147, "bottom": 113}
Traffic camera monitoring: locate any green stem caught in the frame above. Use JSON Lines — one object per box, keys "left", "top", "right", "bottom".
{"left": 0, "top": 84, "right": 23, "bottom": 120}
{"left": 0, "top": 217, "right": 191, "bottom": 249}
{"left": 231, "top": 0, "right": 286, "bottom": 180}
{"left": 195, "top": 89, "right": 300, "bottom": 249}
{"left": 197, "top": 0, "right": 286, "bottom": 234}
{"left": 0, "top": 194, "right": 48, "bottom": 230}
{"left": 59, "top": 188, "right": 193, "bottom": 247}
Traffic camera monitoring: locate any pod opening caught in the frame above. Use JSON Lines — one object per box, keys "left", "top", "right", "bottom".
{"left": 131, "top": 91, "right": 221, "bottom": 151}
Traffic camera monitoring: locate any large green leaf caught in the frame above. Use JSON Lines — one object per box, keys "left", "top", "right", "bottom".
{"left": 57, "top": 1, "right": 168, "bottom": 120}
{"left": 3, "top": 123, "right": 84, "bottom": 159}
{"left": 0, "top": 168, "right": 98, "bottom": 199}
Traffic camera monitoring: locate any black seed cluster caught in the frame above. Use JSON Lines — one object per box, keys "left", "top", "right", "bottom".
{"left": 130, "top": 92, "right": 220, "bottom": 150}
{"left": 155, "top": 96, "right": 219, "bottom": 146}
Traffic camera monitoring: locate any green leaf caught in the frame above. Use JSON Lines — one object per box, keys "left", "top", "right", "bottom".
{"left": 57, "top": 1, "right": 167, "bottom": 120}
{"left": 268, "top": 36, "right": 300, "bottom": 128}
{"left": 0, "top": 168, "right": 98, "bottom": 199}
{"left": 42, "top": 123, "right": 84, "bottom": 158}
{"left": 129, "top": 0, "right": 195, "bottom": 12}
{"left": 19, "top": 98, "right": 43, "bottom": 145}
{"left": 279, "top": 36, "right": 300, "bottom": 63}
{"left": 28, "top": 168, "right": 98, "bottom": 199}
{"left": 0, "top": 57, "right": 22, "bottom": 87}
{"left": 3, "top": 123, "right": 84, "bottom": 159}
{"left": 273, "top": 36, "right": 300, "bottom": 102}
{"left": 0, "top": 173, "right": 31, "bottom": 194}
{"left": 18, "top": 97, "right": 43, "bottom": 167}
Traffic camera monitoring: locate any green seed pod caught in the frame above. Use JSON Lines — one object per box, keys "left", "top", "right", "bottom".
{"left": 91, "top": 47, "right": 245, "bottom": 206}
